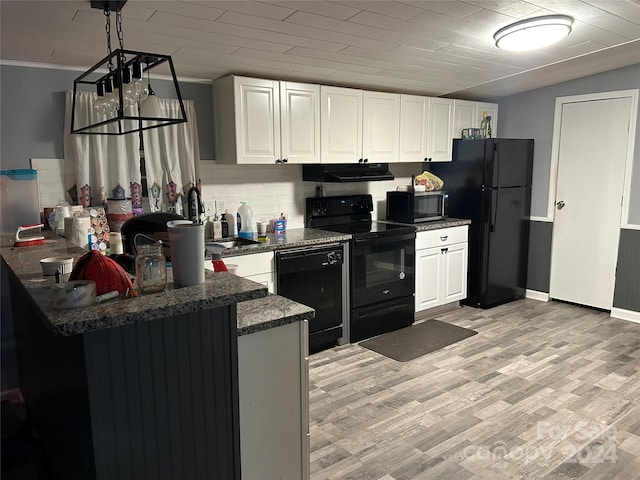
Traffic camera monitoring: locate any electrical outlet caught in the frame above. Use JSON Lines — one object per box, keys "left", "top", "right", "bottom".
{"left": 204, "top": 200, "right": 215, "bottom": 216}
{"left": 215, "top": 200, "right": 226, "bottom": 215}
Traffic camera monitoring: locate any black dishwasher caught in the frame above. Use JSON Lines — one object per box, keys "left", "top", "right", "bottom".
{"left": 276, "top": 244, "right": 346, "bottom": 353}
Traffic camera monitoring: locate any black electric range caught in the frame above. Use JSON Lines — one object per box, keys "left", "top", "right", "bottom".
{"left": 306, "top": 194, "right": 416, "bottom": 343}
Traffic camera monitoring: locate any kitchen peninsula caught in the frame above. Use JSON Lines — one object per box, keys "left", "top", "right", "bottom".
{"left": 0, "top": 234, "right": 312, "bottom": 480}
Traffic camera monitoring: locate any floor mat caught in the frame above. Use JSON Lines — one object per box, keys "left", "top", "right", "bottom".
{"left": 359, "top": 319, "right": 478, "bottom": 362}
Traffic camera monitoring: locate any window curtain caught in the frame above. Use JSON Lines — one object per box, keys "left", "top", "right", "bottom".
{"left": 64, "top": 94, "right": 200, "bottom": 214}
{"left": 63, "top": 91, "right": 140, "bottom": 207}
{"left": 142, "top": 99, "right": 200, "bottom": 213}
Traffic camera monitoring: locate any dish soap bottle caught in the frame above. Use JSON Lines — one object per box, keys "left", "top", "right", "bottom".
{"left": 237, "top": 202, "right": 254, "bottom": 239}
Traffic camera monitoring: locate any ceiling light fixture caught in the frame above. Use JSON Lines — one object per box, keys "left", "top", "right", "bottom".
{"left": 494, "top": 14, "right": 574, "bottom": 51}
{"left": 71, "top": 0, "right": 186, "bottom": 135}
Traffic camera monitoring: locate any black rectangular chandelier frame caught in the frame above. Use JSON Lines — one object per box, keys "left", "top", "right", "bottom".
{"left": 71, "top": 48, "right": 187, "bottom": 135}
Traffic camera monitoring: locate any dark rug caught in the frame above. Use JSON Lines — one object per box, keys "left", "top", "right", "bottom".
{"left": 359, "top": 319, "right": 478, "bottom": 362}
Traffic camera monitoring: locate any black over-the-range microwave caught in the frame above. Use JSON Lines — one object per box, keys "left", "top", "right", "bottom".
{"left": 386, "top": 190, "right": 448, "bottom": 223}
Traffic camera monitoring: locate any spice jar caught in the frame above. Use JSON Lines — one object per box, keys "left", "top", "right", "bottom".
{"left": 135, "top": 242, "right": 167, "bottom": 294}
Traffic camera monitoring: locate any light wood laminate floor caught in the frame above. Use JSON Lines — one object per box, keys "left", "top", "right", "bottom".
{"left": 309, "top": 299, "right": 640, "bottom": 480}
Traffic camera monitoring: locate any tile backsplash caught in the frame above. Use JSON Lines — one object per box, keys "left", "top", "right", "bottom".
{"left": 33, "top": 158, "right": 423, "bottom": 228}
{"left": 199, "top": 162, "right": 419, "bottom": 228}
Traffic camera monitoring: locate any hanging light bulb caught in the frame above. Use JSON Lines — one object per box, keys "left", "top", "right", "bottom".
{"left": 103, "top": 77, "right": 119, "bottom": 115}
{"left": 129, "top": 60, "right": 149, "bottom": 103}
{"left": 121, "top": 64, "right": 136, "bottom": 107}
{"left": 94, "top": 81, "right": 107, "bottom": 115}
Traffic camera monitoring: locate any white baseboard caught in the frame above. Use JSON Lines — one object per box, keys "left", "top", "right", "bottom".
{"left": 611, "top": 307, "right": 640, "bottom": 323}
{"left": 526, "top": 290, "right": 549, "bottom": 302}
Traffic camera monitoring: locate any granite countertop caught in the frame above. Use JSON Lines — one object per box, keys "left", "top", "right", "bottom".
{"left": 218, "top": 227, "right": 351, "bottom": 257}
{"left": 237, "top": 293, "right": 315, "bottom": 336}
{"left": 412, "top": 218, "right": 471, "bottom": 232}
{"left": 1, "top": 234, "right": 268, "bottom": 336}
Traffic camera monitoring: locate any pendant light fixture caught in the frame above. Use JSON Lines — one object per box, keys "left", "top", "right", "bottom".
{"left": 71, "top": 0, "right": 186, "bottom": 135}
{"left": 494, "top": 14, "right": 574, "bottom": 51}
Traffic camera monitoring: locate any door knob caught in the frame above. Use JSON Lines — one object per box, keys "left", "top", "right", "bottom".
{"left": 557, "top": 201, "right": 565, "bottom": 210}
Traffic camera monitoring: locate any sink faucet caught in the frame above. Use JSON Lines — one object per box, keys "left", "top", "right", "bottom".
{"left": 187, "top": 186, "right": 203, "bottom": 224}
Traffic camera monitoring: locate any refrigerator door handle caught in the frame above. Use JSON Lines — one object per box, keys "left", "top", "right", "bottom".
{"left": 490, "top": 189, "right": 499, "bottom": 232}
{"left": 493, "top": 143, "right": 500, "bottom": 187}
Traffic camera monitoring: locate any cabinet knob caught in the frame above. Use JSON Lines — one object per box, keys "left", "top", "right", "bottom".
{"left": 275, "top": 159, "right": 282, "bottom": 164}
{"left": 364, "top": 158, "right": 368, "bottom": 163}
{"left": 441, "top": 247, "right": 448, "bottom": 253}
{"left": 358, "top": 158, "right": 363, "bottom": 163}
{"left": 424, "top": 157, "right": 429, "bottom": 162}
{"left": 282, "top": 158, "right": 288, "bottom": 163}
{"left": 440, "top": 235, "right": 448, "bottom": 241}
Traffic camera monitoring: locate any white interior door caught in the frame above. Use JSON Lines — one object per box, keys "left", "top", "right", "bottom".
{"left": 550, "top": 96, "right": 632, "bottom": 309}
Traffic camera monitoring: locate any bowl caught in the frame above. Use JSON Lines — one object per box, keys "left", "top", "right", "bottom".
{"left": 40, "top": 257, "right": 74, "bottom": 278}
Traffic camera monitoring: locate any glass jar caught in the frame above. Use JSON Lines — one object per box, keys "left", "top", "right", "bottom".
{"left": 135, "top": 242, "right": 167, "bottom": 294}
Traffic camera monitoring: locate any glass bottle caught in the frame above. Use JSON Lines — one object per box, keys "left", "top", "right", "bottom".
{"left": 135, "top": 242, "right": 167, "bottom": 294}
{"left": 480, "top": 111, "right": 488, "bottom": 139}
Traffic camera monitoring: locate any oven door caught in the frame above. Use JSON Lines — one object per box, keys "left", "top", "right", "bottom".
{"left": 351, "top": 231, "right": 415, "bottom": 308}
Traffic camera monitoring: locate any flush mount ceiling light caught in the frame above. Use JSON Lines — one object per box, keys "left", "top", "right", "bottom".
{"left": 71, "top": 0, "right": 186, "bottom": 135}
{"left": 494, "top": 14, "right": 574, "bottom": 51}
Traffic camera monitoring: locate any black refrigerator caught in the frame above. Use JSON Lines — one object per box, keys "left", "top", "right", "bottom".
{"left": 428, "top": 138, "right": 534, "bottom": 308}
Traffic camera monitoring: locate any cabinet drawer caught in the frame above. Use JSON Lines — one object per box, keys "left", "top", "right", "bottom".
{"left": 417, "top": 225, "right": 468, "bottom": 249}
{"left": 224, "top": 251, "right": 274, "bottom": 276}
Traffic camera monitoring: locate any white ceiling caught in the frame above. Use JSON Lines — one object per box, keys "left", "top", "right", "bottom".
{"left": 1, "top": 0, "right": 639, "bottom": 100}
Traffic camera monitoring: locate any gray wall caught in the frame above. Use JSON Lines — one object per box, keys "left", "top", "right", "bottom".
{"left": 498, "top": 63, "right": 640, "bottom": 223}
{"left": 0, "top": 64, "right": 214, "bottom": 169}
{"left": 613, "top": 229, "right": 640, "bottom": 312}
{"left": 499, "top": 64, "right": 640, "bottom": 312}
{"left": 526, "top": 221, "right": 553, "bottom": 293}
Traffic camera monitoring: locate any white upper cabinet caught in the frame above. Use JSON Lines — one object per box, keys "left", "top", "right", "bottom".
{"left": 280, "top": 82, "right": 320, "bottom": 164}
{"left": 213, "top": 76, "right": 319, "bottom": 164}
{"left": 453, "top": 100, "right": 477, "bottom": 139}
{"left": 321, "top": 86, "right": 363, "bottom": 164}
{"left": 214, "top": 75, "right": 496, "bottom": 164}
{"left": 399, "top": 94, "right": 429, "bottom": 162}
{"left": 477, "top": 102, "right": 498, "bottom": 137}
{"left": 321, "top": 86, "right": 400, "bottom": 163}
{"left": 426, "top": 97, "right": 454, "bottom": 162}
{"left": 362, "top": 91, "right": 400, "bottom": 163}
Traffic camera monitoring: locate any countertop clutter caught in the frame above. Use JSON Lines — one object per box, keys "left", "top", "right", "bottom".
{"left": 0, "top": 233, "right": 312, "bottom": 336}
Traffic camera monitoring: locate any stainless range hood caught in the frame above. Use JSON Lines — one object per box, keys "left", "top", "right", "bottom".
{"left": 302, "top": 163, "right": 394, "bottom": 183}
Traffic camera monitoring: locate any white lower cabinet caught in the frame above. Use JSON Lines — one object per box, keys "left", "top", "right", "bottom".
{"left": 238, "top": 320, "right": 310, "bottom": 480}
{"left": 206, "top": 251, "right": 275, "bottom": 293}
{"left": 415, "top": 226, "right": 468, "bottom": 312}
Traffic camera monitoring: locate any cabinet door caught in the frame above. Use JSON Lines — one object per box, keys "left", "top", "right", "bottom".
{"left": 235, "top": 77, "right": 281, "bottom": 164}
{"left": 426, "top": 97, "right": 454, "bottom": 162}
{"left": 442, "top": 242, "right": 468, "bottom": 304}
{"left": 415, "top": 246, "right": 443, "bottom": 312}
{"left": 238, "top": 321, "right": 308, "bottom": 479}
{"left": 477, "top": 102, "right": 498, "bottom": 137}
{"left": 320, "top": 86, "right": 363, "bottom": 163}
{"left": 453, "top": 100, "right": 477, "bottom": 139}
{"left": 280, "top": 82, "right": 320, "bottom": 164}
{"left": 362, "top": 91, "right": 400, "bottom": 163}
{"left": 399, "top": 94, "right": 429, "bottom": 162}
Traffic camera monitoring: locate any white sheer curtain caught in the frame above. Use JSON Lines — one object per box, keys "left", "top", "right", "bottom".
{"left": 142, "top": 99, "right": 199, "bottom": 212}
{"left": 63, "top": 91, "right": 140, "bottom": 206}
{"left": 64, "top": 93, "right": 200, "bottom": 212}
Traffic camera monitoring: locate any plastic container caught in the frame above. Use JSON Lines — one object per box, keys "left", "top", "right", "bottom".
{"left": 0, "top": 169, "right": 40, "bottom": 235}
{"left": 107, "top": 198, "right": 133, "bottom": 232}
{"left": 237, "top": 202, "right": 254, "bottom": 239}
